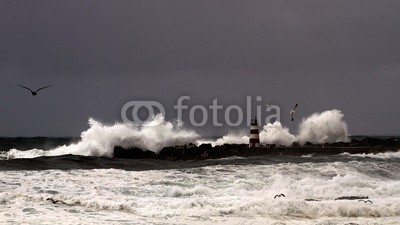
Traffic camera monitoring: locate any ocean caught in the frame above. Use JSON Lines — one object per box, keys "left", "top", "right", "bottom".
{"left": 1, "top": 138, "right": 399, "bottom": 225}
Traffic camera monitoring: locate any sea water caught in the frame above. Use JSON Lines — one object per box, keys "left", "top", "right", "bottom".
{"left": 1, "top": 152, "right": 399, "bottom": 225}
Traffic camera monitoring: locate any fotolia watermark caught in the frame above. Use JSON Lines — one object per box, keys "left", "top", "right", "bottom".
{"left": 121, "top": 101, "right": 166, "bottom": 126}
{"left": 121, "top": 96, "right": 280, "bottom": 126}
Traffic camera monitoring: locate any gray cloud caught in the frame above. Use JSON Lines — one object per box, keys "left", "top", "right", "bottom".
{"left": 1, "top": 0, "right": 399, "bottom": 136}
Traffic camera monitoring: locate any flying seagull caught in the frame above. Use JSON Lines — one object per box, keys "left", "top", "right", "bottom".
{"left": 17, "top": 84, "right": 52, "bottom": 96}
{"left": 274, "top": 193, "right": 285, "bottom": 199}
{"left": 46, "top": 198, "right": 68, "bottom": 205}
{"left": 290, "top": 104, "right": 298, "bottom": 121}
{"left": 358, "top": 200, "right": 373, "bottom": 203}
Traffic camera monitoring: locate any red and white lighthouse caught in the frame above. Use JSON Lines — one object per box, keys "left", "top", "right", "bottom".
{"left": 249, "top": 116, "right": 260, "bottom": 148}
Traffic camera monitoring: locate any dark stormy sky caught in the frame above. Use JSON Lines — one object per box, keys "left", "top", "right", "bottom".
{"left": 1, "top": 0, "right": 399, "bottom": 137}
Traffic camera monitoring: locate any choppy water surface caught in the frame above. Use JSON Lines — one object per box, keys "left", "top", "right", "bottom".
{"left": 1, "top": 152, "right": 400, "bottom": 225}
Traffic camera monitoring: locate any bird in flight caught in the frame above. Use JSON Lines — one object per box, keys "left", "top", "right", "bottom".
{"left": 358, "top": 200, "right": 373, "bottom": 203}
{"left": 290, "top": 104, "right": 298, "bottom": 121}
{"left": 274, "top": 193, "right": 285, "bottom": 199}
{"left": 46, "top": 198, "right": 68, "bottom": 205}
{"left": 17, "top": 84, "right": 52, "bottom": 96}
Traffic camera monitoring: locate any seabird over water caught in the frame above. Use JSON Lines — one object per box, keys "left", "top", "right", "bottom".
{"left": 46, "top": 198, "right": 68, "bottom": 205}
{"left": 274, "top": 193, "right": 285, "bottom": 199}
{"left": 290, "top": 104, "right": 298, "bottom": 121}
{"left": 17, "top": 84, "right": 52, "bottom": 96}
{"left": 358, "top": 200, "right": 373, "bottom": 203}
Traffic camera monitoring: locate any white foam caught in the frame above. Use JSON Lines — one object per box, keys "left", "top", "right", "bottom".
{"left": 168, "top": 186, "right": 212, "bottom": 197}
{"left": 296, "top": 110, "right": 349, "bottom": 144}
{"left": 6, "top": 148, "right": 47, "bottom": 159}
{"left": 259, "top": 121, "right": 296, "bottom": 146}
{"left": 4, "top": 109, "right": 350, "bottom": 159}
{"left": 342, "top": 150, "right": 400, "bottom": 159}
{"left": 210, "top": 109, "right": 349, "bottom": 147}
{"left": 6, "top": 114, "right": 200, "bottom": 159}
{"left": 201, "top": 133, "right": 249, "bottom": 147}
{"left": 1, "top": 161, "right": 399, "bottom": 224}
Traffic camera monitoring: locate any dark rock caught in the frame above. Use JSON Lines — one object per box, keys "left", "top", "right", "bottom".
{"left": 359, "top": 137, "right": 384, "bottom": 146}
{"left": 199, "top": 143, "right": 213, "bottom": 149}
{"left": 383, "top": 138, "right": 400, "bottom": 147}
{"left": 158, "top": 146, "right": 183, "bottom": 160}
{"left": 113, "top": 146, "right": 156, "bottom": 159}
{"left": 291, "top": 142, "right": 301, "bottom": 147}
{"left": 329, "top": 142, "right": 347, "bottom": 147}
{"left": 304, "top": 142, "right": 314, "bottom": 146}
{"left": 187, "top": 143, "right": 197, "bottom": 148}
{"left": 185, "top": 147, "right": 206, "bottom": 159}
{"left": 112, "top": 137, "right": 400, "bottom": 160}
{"left": 350, "top": 139, "right": 360, "bottom": 147}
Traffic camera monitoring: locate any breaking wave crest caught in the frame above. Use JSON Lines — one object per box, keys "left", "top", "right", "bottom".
{"left": 6, "top": 114, "right": 200, "bottom": 159}
{"left": 342, "top": 150, "right": 400, "bottom": 159}
{"left": 1, "top": 161, "right": 400, "bottom": 224}
{"left": 212, "top": 109, "right": 349, "bottom": 146}
{"left": 296, "top": 110, "right": 349, "bottom": 144}
{"left": 5, "top": 109, "right": 349, "bottom": 159}
{"left": 259, "top": 121, "right": 296, "bottom": 146}
{"left": 198, "top": 133, "right": 249, "bottom": 147}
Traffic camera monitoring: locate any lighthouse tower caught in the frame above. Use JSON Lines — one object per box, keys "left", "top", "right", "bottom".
{"left": 249, "top": 116, "right": 260, "bottom": 148}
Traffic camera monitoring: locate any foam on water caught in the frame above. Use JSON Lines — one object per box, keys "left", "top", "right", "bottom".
{"left": 259, "top": 121, "right": 296, "bottom": 146}
{"left": 342, "top": 150, "right": 400, "bottom": 159}
{"left": 210, "top": 109, "right": 349, "bottom": 146}
{"left": 4, "top": 109, "right": 349, "bottom": 159}
{"left": 199, "top": 133, "right": 249, "bottom": 147}
{"left": 296, "top": 110, "right": 349, "bottom": 144}
{"left": 1, "top": 160, "right": 399, "bottom": 224}
{"left": 5, "top": 114, "right": 200, "bottom": 159}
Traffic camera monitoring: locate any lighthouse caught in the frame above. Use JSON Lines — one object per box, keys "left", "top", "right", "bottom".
{"left": 249, "top": 116, "right": 260, "bottom": 148}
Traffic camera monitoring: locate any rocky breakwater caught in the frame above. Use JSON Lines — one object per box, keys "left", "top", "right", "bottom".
{"left": 113, "top": 137, "right": 400, "bottom": 160}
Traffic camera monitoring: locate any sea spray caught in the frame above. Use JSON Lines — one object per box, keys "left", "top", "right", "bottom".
{"left": 342, "top": 151, "right": 400, "bottom": 159}
{"left": 210, "top": 109, "right": 349, "bottom": 146}
{"left": 2, "top": 157, "right": 400, "bottom": 224}
{"left": 6, "top": 109, "right": 349, "bottom": 159}
{"left": 53, "top": 114, "right": 200, "bottom": 156}
{"left": 7, "top": 114, "right": 200, "bottom": 158}
{"left": 201, "top": 133, "right": 249, "bottom": 147}
{"left": 259, "top": 121, "right": 296, "bottom": 146}
{"left": 296, "top": 109, "right": 349, "bottom": 144}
